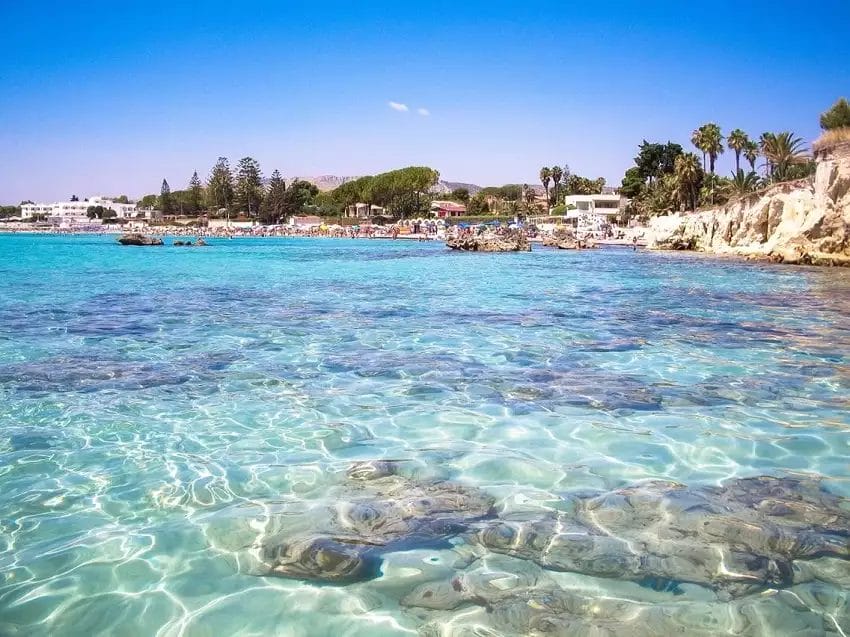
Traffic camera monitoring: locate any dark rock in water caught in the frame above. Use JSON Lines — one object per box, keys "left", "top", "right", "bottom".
{"left": 346, "top": 460, "right": 403, "bottom": 481}
{"left": 264, "top": 536, "right": 383, "bottom": 584}
{"left": 258, "top": 471, "right": 496, "bottom": 584}
{"left": 117, "top": 233, "right": 163, "bottom": 246}
{"left": 473, "top": 475, "right": 850, "bottom": 598}
{"left": 446, "top": 230, "right": 531, "bottom": 252}
{"left": 173, "top": 240, "right": 185, "bottom": 246}
{"left": 196, "top": 238, "right": 207, "bottom": 246}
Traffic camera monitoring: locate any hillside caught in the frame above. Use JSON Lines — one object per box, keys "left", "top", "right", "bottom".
{"left": 296, "top": 175, "right": 484, "bottom": 195}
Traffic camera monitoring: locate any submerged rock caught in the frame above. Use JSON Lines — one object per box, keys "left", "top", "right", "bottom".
{"left": 474, "top": 476, "right": 850, "bottom": 598}
{"left": 411, "top": 578, "right": 836, "bottom": 636}
{"left": 117, "top": 233, "right": 163, "bottom": 246}
{"left": 256, "top": 470, "right": 496, "bottom": 584}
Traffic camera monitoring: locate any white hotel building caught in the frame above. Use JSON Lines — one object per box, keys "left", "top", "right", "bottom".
{"left": 21, "top": 197, "right": 138, "bottom": 225}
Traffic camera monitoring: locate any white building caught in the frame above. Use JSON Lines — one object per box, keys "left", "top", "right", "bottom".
{"left": 345, "top": 203, "right": 386, "bottom": 219}
{"left": 21, "top": 196, "right": 138, "bottom": 225}
{"left": 563, "top": 194, "right": 624, "bottom": 234}
{"left": 528, "top": 194, "right": 627, "bottom": 234}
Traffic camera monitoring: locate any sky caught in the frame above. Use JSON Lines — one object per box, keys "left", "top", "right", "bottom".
{"left": 1, "top": 0, "right": 849, "bottom": 203}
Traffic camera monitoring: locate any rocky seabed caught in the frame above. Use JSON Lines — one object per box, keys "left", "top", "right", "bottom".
{"left": 203, "top": 460, "right": 850, "bottom": 636}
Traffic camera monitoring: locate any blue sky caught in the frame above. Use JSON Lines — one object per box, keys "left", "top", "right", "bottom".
{"left": 1, "top": 0, "right": 848, "bottom": 202}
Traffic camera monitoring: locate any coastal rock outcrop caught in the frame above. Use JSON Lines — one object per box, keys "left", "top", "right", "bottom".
{"left": 117, "top": 233, "right": 164, "bottom": 246}
{"left": 446, "top": 230, "right": 531, "bottom": 252}
{"left": 542, "top": 227, "right": 579, "bottom": 249}
{"left": 647, "top": 141, "right": 850, "bottom": 265}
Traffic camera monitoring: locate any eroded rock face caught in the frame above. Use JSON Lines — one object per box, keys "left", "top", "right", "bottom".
{"left": 647, "top": 143, "right": 850, "bottom": 265}
{"left": 446, "top": 230, "right": 531, "bottom": 252}
{"left": 117, "top": 233, "right": 164, "bottom": 246}
{"left": 474, "top": 476, "right": 850, "bottom": 598}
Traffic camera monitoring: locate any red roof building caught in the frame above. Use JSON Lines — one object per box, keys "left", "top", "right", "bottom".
{"left": 430, "top": 200, "right": 466, "bottom": 218}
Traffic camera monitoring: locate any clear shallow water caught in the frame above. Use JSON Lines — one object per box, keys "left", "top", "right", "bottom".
{"left": 0, "top": 234, "right": 849, "bottom": 635}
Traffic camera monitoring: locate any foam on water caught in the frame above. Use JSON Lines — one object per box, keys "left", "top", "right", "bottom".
{"left": 1, "top": 234, "right": 850, "bottom": 636}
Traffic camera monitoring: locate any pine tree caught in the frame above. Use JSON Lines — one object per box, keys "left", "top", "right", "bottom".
{"left": 235, "top": 156, "right": 263, "bottom": 217}
{"left": 260, "top": 169, "right": 287, "bottom": 223}
{"left": 160, "top": 179, "right": 173, "bottom": 214}
{"left": 188, "top": 171, "right": 204, "bottom": 214}
{"left": 207, "top": 157, "right": 234, "bottom": 212}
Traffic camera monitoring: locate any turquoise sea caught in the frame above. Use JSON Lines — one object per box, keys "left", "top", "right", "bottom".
{"left": 1, "top": 233, "right": 850, "bottom": 636}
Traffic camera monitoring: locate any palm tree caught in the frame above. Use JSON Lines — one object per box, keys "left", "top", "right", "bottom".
{"left": 761, "top": 132, "right": 809, "bottom": 182}
{"left": 743, "top": 140, "right": 759, "bottom": 172}
{"left": 692, "top": 123, "right": 725, "bottom": 174}
{"left": 539, "top": 167, "right": 552, "bottom": 207}
{"left": 674, "top": 153, "right": 702, "bottom": 211}
{"left": 703, "top": 123, "right": 724, "bottom": 174}
{"left": 550, "top": 165, "right": 563, "bottom": 205}
{"left": 759, "top": 132, "right": 776, "bottom": 177}
{"left": 730, "top": 169, "right": 760, "bottom": 197}
{"left": 691, "top": 127, "right": 707, "bottom": 172}
{"left": 727, "top": 129, "right": 749, "bottom": 173}
{"left": 522, "top": 184, "right": 537, "bottom": 214}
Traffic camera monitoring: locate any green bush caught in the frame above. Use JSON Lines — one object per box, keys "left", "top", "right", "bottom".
{"left": 820, "top": 98, "right": 850, "bottom": 131}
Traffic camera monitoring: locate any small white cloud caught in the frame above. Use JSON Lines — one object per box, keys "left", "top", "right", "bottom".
{"left": 388, "top": 101, "right": 409, "bottom": 112}
{"left": 417, "top": 108, "right": 430, "bottom": 116}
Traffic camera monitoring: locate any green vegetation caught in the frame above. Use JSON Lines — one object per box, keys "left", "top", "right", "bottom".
{"left": 207, "top": 157, "right": 234, "bottom": 211}
{"left": 235, "top": 157, "right": 263, "bottom": 217}
{"left": 449, "top": 188, "right": 470, "bottom": 204}
{"left": 86, "top": 205, "right": 117, "bottom": 219}
{"left": 727, "top": 129, "right": 750, "bottom": 173}
{"left": 326, "top": 167, "right": 439, "bottom": 218}
{"left": 820, "top": 98, "right": 850, "bottom": 131}
{"left": 691, "top": 123, "right": 724, "bottom": 174}
{"left": 0, "top": 205, "right": 21, "bottom": 219}
{"left": 535, "top": 165, "right": 606, "bottom": 207}
{"left": 160, "top": 179, "right": 173, "bottom": 215}
{"left": 617, "top": 100, "right": 850, "bottom": 216}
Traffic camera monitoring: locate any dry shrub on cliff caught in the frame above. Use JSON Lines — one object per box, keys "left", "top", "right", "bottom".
{"left": 813, "top": 128, "right": 850, "bottom": 155}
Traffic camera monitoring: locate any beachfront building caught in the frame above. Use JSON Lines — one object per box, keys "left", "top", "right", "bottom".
{"left": 21, "top": 196, "right": 138, "bottom": 225}
{"left": 345, "top": 203, "right": 387, "bottom": 219}
{"left": 430, "top": 200, "right": 466, "bottom": 218}
{"left": 562, "top": 194, "right": 624, "bottom": 233}
{"left": 528, "top": 194, "right": 627, "bottom": 235}
{"left": 289, "top": 215, "right": 323, "bottom": 228}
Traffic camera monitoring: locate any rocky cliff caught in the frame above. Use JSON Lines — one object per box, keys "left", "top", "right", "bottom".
{"left": 647, "top": 141, "right": 850, "bottom": 265}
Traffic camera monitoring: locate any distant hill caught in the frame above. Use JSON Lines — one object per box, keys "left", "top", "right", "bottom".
{"left": 431, "top": 181, "right": 483, "bottom": 196}
{"left": 295, "top": 175, "right": 484, "bottom": 195}
{"left": 294, "top": 175, "right": 361, "bottom": 191}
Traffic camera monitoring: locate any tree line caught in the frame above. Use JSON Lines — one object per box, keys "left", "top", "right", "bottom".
{"left": 142, "top": 160, "right": 441, "bottom": 223}
{"left": 621, "top": 97, "right": 850, "bottom": 218}
{"left": 140, "top": 157, "right": 322, "bottom": 224}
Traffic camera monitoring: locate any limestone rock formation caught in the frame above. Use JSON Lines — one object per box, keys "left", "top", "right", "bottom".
{"left": 446, "top": 230, "right": 531, "bottom": 252}
{"left": 117, "top": 233, "right": 163, "bottom": 246}
{"left": 647, "top": 141, "right": 850, "bottom": 265}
